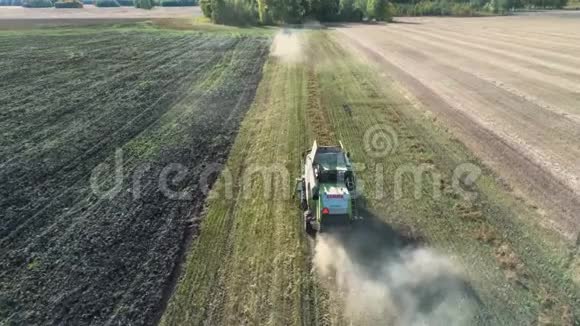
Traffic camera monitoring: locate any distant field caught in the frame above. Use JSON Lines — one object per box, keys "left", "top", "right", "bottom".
{"left": 0, "top": 6, "right": 202, "bottom": 28}
{"left": 0, "top": 26, "right": 269, "bottom": 324}
{"left": 0, "top": 5, "right": 201, "bottom": 19}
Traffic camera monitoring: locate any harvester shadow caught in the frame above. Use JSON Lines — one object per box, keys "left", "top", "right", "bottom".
{"left": 322, "top": 204, "right": 484, "bottom": 319}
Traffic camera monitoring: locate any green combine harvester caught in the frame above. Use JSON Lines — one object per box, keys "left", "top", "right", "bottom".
{"left": 296, "top": 141, "right": 358, "bottom": 234}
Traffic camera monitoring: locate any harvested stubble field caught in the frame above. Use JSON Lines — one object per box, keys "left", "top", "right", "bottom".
{"left": 163, "top": 30, "right": 578, "bottom": 325}
{"left": 0, "top": 26, "right": 270, "bottom": 325}
{"left": 337, "top": 14, "right": 580, "bottom": 240}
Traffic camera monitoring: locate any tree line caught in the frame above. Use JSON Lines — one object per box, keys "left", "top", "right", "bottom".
{"left": 201, "top": 0, "right": 568, "bottom": 25}
{"left": 201, "top": 0, "right": 391, "bottom": 25}
{"left": 392, "top": 0, "right": 567, "bottom": 15}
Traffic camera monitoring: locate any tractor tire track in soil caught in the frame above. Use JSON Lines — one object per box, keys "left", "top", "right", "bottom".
{"left": 0, "top": 29, "right": 270, "bottom": 325}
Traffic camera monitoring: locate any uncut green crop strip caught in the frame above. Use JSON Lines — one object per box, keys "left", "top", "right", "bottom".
{"left": 164, "top": 31, "right": 578, "bottom": 325}
{"left": 0, "top": 28, "right": 269, "bottom": 325}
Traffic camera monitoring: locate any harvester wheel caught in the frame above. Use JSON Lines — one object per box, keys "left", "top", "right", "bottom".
{"left": 305, "top": 222, "right": 316, "bottom": 236}
{"left": 304, "top": 211, "right": 316, "bottom": 236}
{"left": 298, "top": 178, "right": 308, "bottom": 210}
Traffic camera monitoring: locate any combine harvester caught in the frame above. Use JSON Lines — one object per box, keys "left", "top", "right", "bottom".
{"left": 296, "top": 141, "right": 358, "bottom": 235}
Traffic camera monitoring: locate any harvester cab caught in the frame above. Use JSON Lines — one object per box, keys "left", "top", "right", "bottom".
{"left": 296, "top": 141, "right": 358, "bottom": 234}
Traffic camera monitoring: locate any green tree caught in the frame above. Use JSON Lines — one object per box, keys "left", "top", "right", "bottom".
{"left": 366, "top": 0, "right": 389, "bottom": 20}
{"left": 256, "top": 0, "right": 269, "bottom": 23}
{"left": 311, "top": 0, "right": 340, "bottom": 20}
{"left": 201, "top": 0, "right": 212, "bottom": 17}
{"left": 354, "top": 0, "right": 370, "bottom": 16}
{"left": 135, "top": 0, "right": 154, "bottom": 9}
{"left": 211, "top": 0, "right": 226, "bottom": 23}
{"left": 494, "top": 0, "right": 512, "bottom": 11}
{"left": 211, "top": 0, "right": 258, "bottom": 25}
{"left": 339, "top": 0, "right": 364, "bottom": 20}
{"left": 271, "top": 0, "right": 306, "bottom": 23}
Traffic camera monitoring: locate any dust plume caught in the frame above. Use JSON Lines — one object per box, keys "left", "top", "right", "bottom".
{"left": 271, "top": 29, "right": 303, "bottom": 63}
{"left": 313, "top": 224, "right": 479, "bottom": 325}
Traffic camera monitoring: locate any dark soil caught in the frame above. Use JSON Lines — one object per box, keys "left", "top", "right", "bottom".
{"left": 0, "top": 29, "right": 269, "bottom": 325}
